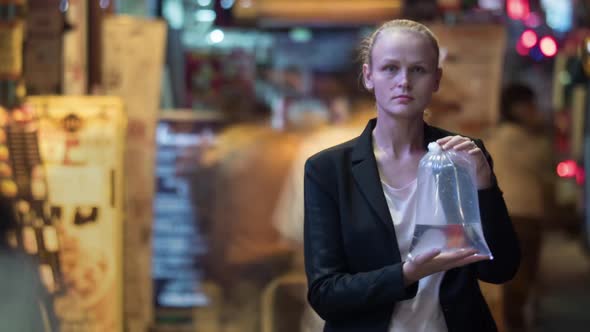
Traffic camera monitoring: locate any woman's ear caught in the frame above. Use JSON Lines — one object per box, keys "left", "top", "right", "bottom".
{"left": 362, "top": 63, "right": 374, "bottom": 91}
{"left": 434, "top": 67, "right": 443, "bottom": 92}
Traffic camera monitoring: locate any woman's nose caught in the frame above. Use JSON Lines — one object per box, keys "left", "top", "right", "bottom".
{"left": 396, "top": 70, "right": 410, "bottom": 89}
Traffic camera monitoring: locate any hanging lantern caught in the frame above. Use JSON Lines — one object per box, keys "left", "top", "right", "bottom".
{"left": 506, "top": 0, "right": 530, "bottom": 20}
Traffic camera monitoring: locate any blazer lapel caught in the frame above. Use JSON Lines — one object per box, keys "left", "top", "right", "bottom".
{"left": 351, "top": 119, "right": 396, "bottom": 238}
{"left": 350, "top": 119, "right": 441, "bottom": 243}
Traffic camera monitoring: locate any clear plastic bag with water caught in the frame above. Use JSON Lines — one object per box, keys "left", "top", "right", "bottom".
{"left": 407, "top": 141, "right": 493, "bottom": 261}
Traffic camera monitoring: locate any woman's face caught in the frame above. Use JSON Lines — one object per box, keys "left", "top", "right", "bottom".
{"left": 363, "top": 29, "right": 442, "bottom": 119}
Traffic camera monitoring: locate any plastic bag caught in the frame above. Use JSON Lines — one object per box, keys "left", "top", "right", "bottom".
{"left": 407, "top": 141, "right": 493, "bottom": 260}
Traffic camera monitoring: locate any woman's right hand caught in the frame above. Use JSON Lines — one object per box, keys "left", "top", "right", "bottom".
{"left": 402, "top": 248, "right": 490, "bottom": 285}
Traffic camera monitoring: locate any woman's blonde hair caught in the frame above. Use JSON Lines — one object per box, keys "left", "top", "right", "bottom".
{"left": 359, "top": 19, "right": 440, "bottom": 68}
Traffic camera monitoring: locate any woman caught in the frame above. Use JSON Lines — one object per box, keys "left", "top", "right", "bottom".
{"left": 303, "top": 19, "right": 520, "bottom": 332}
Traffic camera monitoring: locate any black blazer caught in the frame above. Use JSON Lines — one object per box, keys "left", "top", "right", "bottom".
{"left": 304, "top": 119, "right": 520, "bottom": 332}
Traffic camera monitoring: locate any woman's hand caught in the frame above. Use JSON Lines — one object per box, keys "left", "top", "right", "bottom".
{"left": 437, "top": 135, "right": 492, "bottom": 189}
{"left": 402, "top": 248, "right": 490, "bottom": 285}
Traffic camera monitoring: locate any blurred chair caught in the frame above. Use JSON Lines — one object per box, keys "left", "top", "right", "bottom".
{"left": 192, "top": 281, "right": 223, "bottom": 332}
{"left": 261, "top": 272, "right": 307, "bottom": 332}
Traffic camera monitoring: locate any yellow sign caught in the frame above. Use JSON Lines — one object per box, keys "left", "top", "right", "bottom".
{"left": 27, "top": 96, "right": 126, "bottom": 332}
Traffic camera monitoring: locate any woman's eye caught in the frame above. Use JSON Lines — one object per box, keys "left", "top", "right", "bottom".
{"left": 385, "top": 65, "right": 398, "bottom": 72}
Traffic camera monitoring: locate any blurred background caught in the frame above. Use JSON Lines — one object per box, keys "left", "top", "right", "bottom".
{"left": 0, "top": 0, "right": 589, "bottom": 331}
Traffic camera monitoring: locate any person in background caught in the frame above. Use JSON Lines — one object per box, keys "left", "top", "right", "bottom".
{"left": 0, "top": 198, "right": 58, "bottom": 332}
{"left": 303, "top": 19, "right": 520, "bottom": 332}
{"left": 486, "top": 83, "right": 555, "bottom": 332}
{"left": 273, "top": 104, "right": 375, "bottom": 332}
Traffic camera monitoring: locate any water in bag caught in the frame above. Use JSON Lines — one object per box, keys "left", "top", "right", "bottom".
{"left": 407, "top": 142, "right": 492, "bottom": 260}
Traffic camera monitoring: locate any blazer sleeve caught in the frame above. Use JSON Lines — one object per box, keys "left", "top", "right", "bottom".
{"left": 304, "top": 157, "right": 418, "bottom": 321}
{"left": 473, "top": 139, "right": 521, "bottom": 283}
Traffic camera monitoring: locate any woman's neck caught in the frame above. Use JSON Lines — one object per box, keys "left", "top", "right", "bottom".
{"left": 372, "top": 113, "right": 424, "bottom": 159}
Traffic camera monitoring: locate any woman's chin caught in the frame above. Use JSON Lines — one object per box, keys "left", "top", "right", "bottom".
{"left": 380, "top": 107, "right": 424, "bottom": 119}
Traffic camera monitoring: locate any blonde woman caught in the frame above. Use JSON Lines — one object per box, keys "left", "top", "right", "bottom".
{"left": 303, "top": 19, "right": 520, "bottom": 332}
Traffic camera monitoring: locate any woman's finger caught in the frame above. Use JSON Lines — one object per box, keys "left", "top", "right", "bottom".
{"left": 449, "top": 254, "right": 491, "bottom": 269}
{"left": 453, "top": 140, "right": 476, "bottom": 151}
{"left": 411, "top": 248, "right": 441, "bottom": 264}
{"left": 436, "top": 250, "right": 483, "bottom": 269}
{"left": 441, "top": 136, "right": 463, "bottom": 147}
{"left": 467, "top": 147, "right": 482, "bottom": 155}
{"left": 441, "top": 136, "right": 468, "bottom": 150}
{"left": 438, "top": 248, "right": 478, "bottom": 261}
{"left": 436, "top": 136, "right": 454, "bottom": 145}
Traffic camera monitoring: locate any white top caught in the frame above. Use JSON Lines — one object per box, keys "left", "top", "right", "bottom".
{"left": 378, "top": 173, "right": 448, "bottom": 332}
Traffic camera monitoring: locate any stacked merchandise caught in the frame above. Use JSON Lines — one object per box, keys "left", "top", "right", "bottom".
{"left": 0, "top": 1, "right": 61, "bottom": 330}
{"left": 1, "top": 105, "right": 64, "bottom": 296}
{"left": 0, "top": 0, "right": 63, "bottom": 296}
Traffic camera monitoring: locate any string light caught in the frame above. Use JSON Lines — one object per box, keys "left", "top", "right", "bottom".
{"left": 523, "top": 12, "right": 542, "bottom": 28}
{"left": 163, "top": 0, "right": 184, "bottom": 29}
{"left": 557, "top": 160, "right": 577, "bottom": 178}
{"left": 520, "top": 30, "right": 538, "bottom": 48}
{"left": 540, "top": 36, "right": 558, "bottom": 57}
{"left": 221, "top": 0, "right": 235, "bottom": 9}
{"left": 59, "top": 0, "right": 69, "bottom": 12}
{"left": 541, "top": 0, "right": 573, "bottom": 33}
{"left": 516, "top": 40, "right": 529, "bottom": 56}
{"left": 195, "top": 10, "right": 216, "bottom": 22}
{"left": 208, "top": 29, "right": 225, "bottom": 44}
{"left": 507, "top": 0, "right": 530, "bottom": 20}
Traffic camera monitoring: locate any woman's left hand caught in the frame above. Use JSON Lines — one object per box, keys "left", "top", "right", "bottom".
{"left": 437, "top": 135, "right": 492, "bottom": 189}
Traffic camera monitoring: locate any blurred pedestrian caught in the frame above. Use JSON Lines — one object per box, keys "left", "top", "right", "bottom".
{"left": 486, "top": 83, "right": 554, "bottom": 332}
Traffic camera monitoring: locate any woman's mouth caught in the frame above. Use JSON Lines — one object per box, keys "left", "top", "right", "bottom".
{"left": 393, "top": 95, "right": 414, "bottom": 102}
